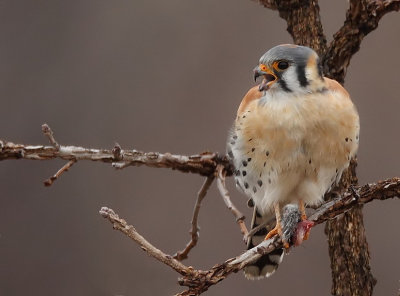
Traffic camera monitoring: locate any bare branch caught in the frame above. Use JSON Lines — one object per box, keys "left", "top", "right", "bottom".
{"left": 256, "top": 0, "right": 327, "bottom": 54}
{"left": 323, "top": 0, "right": 400, "bottom": 82}
{"left": 100, "top": 178, "right": 399, "bottom": 295}
{"left": 216, "top": 165, "right": 248, "bottom": 237}
{"left": 174, "top": 176, "right": 215, "bottom": 261}
{"left": 0, "top": 138, "right": 233, "bottom": 177}
{"left": 43, "top": 159, "right": 77, "bottom": 187}
{"left": 41, "top": 123, "right": 60, "bottom": 150}
{"left": 99, "top": 207, "right": 193, "bottom": 277}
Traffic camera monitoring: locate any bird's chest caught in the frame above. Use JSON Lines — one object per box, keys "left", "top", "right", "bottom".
{"left": 228, "top": 98, "right": 309, "bottom": 196}
{"left": 230, "top": 97, "right": 308, "bottom": 169}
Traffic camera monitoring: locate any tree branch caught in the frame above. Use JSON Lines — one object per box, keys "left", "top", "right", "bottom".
{"left": 0, "top": 138, "right": 233, "bottom": 177}
{"left": 99, "top": 207, "right": 193, "bottom": 276}
{"left": 256, "top": 0, "right": 327, "bottom": 54}
{"left": 173, "top": 176, "right": 215, "bottom": 261}
{"left": 323, "top": 0, "right": 400, "bottom": 83}
{"left": 100, "top": 178, "right": 400, "bottom": 295}
{"left": 216, "top": 165, "right": 248, "bottom": 237}
{"left": 43, "top": 159, "right": 77, "bottom": 187}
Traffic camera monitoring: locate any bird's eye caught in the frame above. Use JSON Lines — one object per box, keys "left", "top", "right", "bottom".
{"left": 277, "top": 61, "right": 289, "bottom": 70}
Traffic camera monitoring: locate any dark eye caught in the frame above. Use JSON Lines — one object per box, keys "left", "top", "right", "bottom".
{"left": 277, "top": 61, "right": 289, "bottom": 70}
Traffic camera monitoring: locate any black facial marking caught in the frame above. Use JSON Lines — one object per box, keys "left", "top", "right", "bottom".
{"left": 228, "top": 151, "right": 233, "bottom": 158}
{"left": 248, "top": 138, "right": 253, "bottom": 142}
{"left": 296, "top": 63, "right": 309, "bottom": 87}
{"left": 263, "top": 162, "right": 266, "bottom": 167}
{"left": 345, "top": 137, "right": 349, "bottom": 142}
{"left": 242, "top": 160, "right": 248, "bottom": 167}
{"left": 279, "top": 79, "right": 292, "bottom": 92}
{"left": 232, "top": 135, "right": 237, "bottom": 140}
{"left": 257, "top": 180, "right": 263, "bottom": 187}
{"left": 251, "top": 148, "right": 255, "bottom": 152}
{"left": 309, "top": 159, "right": 312, "bottom": 164}
{"left": 247, "top": 158, "right": 252, "bottom": 162}
{"left": 266, "top": 151, "right": 270, "bottom": 156}
{"left": 244, "top": 182, "right": 249, "bottom": 189}
{"left": 230, "top": 141, "right": 235, "bottom": 145}
{"left": 247, "top": 198, "right": 254, "bottom": 207}
{"left": 235, "top": 170, "right": 240, "bottom": 176}
{"left": 242, "top": 170, "right": 247, "bottom": 176}
{"left": 253, "top": 186, "right": 257, "bottom": 193}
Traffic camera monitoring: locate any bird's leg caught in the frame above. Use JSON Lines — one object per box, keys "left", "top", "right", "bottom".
{"left": 298, "top": 199, "right": 310, "bottom": 241}
{"left": 298, "top": 199, "right": 307, "bottom": 221}
{"left": 265, "top": 203, "right": 289, "bottom": 249}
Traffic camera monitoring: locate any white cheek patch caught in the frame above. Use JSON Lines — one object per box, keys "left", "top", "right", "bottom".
{"left": 282, "top": 67, "right": 303, "bottom": 93}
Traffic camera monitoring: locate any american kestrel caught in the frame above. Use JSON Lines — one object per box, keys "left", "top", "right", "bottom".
{"left": 227, "top": 44, "right": 359, "bottom": 279}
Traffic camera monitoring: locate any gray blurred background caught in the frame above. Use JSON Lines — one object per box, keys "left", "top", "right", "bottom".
{"left": 0, "top": 1, "right": 399, "bottom": 295}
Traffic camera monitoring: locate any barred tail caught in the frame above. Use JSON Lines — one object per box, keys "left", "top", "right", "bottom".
{"left": 243, "top": 207, "right": 284, "bottom": 280}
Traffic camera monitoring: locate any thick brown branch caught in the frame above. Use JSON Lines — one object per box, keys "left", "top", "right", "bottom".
{"left": 257, "top": 0, "right": 327, "bottom": 54}
{"left": 323, "top": 0, "right": 400, "bottom": 83}
{"left": 174, "top": 176, "right": 215, "bottom": 261}
{"left": 0, "top": 139, "right": 233, "bottom": 177}
{"left": 100, "top": 178, "right": 399, "bottom": 295}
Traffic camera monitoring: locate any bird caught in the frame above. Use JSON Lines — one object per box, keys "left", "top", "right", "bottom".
{"left": 227, "top": 44, "right": 359, "bottom": 279}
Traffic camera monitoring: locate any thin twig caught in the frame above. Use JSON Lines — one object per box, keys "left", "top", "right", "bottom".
{"left": 216, "top": 165, "right": 248, "bottom": 237}
{"left": 41, "top": 123, "right": 60, "bottom": 150}
{"left": 174, "top": 176, "right": 215, "bottom": 261}
{"left": 43, "top": 159, "right": 77, "bottom": 187}
{"left": 99, "top": 207, "right": 193, "bottom": 277}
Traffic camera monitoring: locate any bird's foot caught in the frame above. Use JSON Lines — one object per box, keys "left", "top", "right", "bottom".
{"left": 265, "top": 225, "right": 289, "bottom": 249}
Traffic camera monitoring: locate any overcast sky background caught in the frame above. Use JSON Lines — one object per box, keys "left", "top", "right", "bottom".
{"left": 0, "top": 1, "right": 399, "bottom": 295}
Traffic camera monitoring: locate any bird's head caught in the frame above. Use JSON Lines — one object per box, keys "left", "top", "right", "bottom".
{"left": 254, "top": 44, "right": 325, "bottom": 94}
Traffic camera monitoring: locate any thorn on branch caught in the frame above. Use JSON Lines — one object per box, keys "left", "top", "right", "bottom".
{"left": 42, "top": 123, "right": 60, "bottom": 150}
{"left": 44, "top": 159, "right": 77, "bottom": 186}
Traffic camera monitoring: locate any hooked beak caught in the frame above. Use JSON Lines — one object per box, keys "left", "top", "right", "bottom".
{"left": 253, "top": 65, "right": 277, "bottom": 92}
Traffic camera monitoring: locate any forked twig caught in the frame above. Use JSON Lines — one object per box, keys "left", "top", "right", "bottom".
{"left": 174, "top": 176, "right": 215, "bottom": 261}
